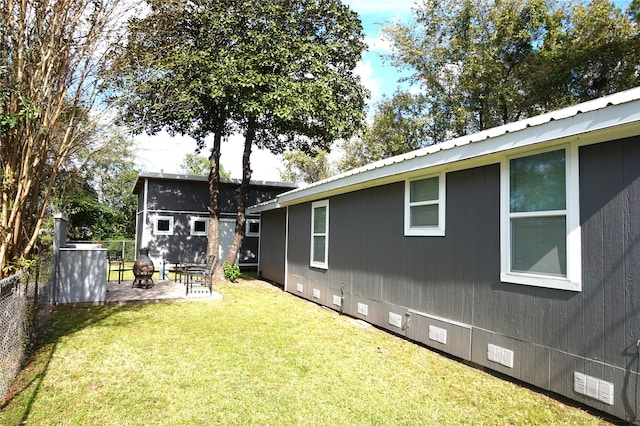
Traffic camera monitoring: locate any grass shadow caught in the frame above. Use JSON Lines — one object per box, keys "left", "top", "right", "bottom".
{"left": 0, "top": 303, "right": 150, "bottom": 423}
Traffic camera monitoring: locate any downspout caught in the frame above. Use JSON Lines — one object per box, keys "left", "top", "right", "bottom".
{"left": 140, "top": 178, "right": 149, "bottom": 251}
{"left": 256, "top": 212, "right": 262, "bottom": 278}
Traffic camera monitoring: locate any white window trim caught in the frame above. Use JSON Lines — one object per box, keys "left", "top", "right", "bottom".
{"left": 154, "top": 215, "right": 174, "bottom": 236}
{"left": 190, "top": 216, "right": 208, "bottom": 237}
{"left": 310, "top": 200, "right": 329, "bottom": 269}
{"left": 404, "top": 173, "right": 446, "bottom": 236}
{"left": 246, "top": 218, "right": 260, "bottom": 237}
{"left": 500, "top": 144, "right": 582, "bottom": 291}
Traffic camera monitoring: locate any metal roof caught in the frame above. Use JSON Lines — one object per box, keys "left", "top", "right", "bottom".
{"left": 132, "top": 171, "right": 297, "bottom": 194}
{"left": 249, "top": 86, "right": 640, "bottom": 213}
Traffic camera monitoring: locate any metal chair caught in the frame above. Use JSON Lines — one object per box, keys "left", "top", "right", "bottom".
{"left": 185, "top": 255, "right": 217, "bottom": 295}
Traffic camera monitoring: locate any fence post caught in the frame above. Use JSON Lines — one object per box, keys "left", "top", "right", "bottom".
{"left": 52, "top": 213, "right": 68, "bottom": 304}
{"left": 31, "top": 262, "right": 41, "bottom": 348}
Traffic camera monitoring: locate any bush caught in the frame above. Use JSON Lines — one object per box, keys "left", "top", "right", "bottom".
{"left": 223, "top": 262, "right": 241, "bottom": 282}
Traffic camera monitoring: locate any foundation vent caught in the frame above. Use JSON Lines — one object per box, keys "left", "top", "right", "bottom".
{"left": 487, "top": 344, "right": 514, "bottom": 368}
{"left": 388, "top": 312, "right": 402, "bottom": 328}
{"left": 574, "top": 372, "right": 614, "bottom": 405}
{"left": 428, "top": 325, "right": 447, "bottom": 345}
{"left": 357, "top": 303, "right": 369, "bottom": 316}
{"left": 332, "top": 294, "right": 342, "bottom": 307}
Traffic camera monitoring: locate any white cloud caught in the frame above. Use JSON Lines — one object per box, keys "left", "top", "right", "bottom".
{"left": 355, "top": 59, "right": 383, "bottom": 101}
{"left": 342, "top": 0, "right": 417, "bottom": 14}
{"left": 364, "top": 34, "right": 392, "bottom": 53}
{"left": 134, "top": 132, "right": 197, "bottom": 174}
{"left": 221, "top": 134, "right": 282, "bottom": 182}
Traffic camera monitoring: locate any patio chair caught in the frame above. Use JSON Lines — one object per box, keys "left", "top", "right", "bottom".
{"left": 185, "top": 255, "right": 217, "bottom": 295}
{"left": 107, "top": 251, "right": 130, "bottom": 284}
{"left": 168, "top": 258, "right": 188, "bottom": 283}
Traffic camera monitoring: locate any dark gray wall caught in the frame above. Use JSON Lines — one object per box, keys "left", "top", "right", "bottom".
{"left": 258, "top": 209, "right": 287, "bottom": 284}
{"left": 286, "top": 165, "right": 499, "bottom": 323}
{"left": 146, "top": 212, "right": 209, "bottom": 263}
{"left": 145, "top": 180, "right": 209, "bottom": 212}
{"left": 267, "top": 137, "right": 640, "bottom": 422}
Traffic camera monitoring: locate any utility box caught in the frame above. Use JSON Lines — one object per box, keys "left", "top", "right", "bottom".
{"left": 56, "top": 245, "right": 107, "bottom": 304}
{"left": 53, "top": 214, "right": 107, "bottom": 304}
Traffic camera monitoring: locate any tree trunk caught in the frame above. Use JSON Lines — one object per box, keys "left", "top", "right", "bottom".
{"left": 208, "top": 131, "right": 223, "bottom": 282}
{"left": 223, "top": 118, "right": 255, "bottom": 271}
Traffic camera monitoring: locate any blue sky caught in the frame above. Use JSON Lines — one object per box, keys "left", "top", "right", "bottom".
{"left": 343, "top": 0, "right": 415, "bottom": 109}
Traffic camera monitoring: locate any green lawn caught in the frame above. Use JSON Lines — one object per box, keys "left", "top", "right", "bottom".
{"left": 1, "top": 279, "right": 611, "bottom": 425}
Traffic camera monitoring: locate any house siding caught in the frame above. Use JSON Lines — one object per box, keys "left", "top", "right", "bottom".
{"left": 146, "top": 180, "right": 210, "bottom": 212}
{"left": 257, "top": 208, "right": 287, "bottom": 284}
{"left": 262, "top": 136, "right": 640, "bottom": 421}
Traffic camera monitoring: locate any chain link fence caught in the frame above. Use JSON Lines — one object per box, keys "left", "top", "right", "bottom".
{"left": 94, "top": 240, "right": 136, "bottom": 262}
{"left": 0, "top": 256, "right": 54, "bottom": 401}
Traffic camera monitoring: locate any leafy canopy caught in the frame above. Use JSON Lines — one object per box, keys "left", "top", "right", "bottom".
{"left": 280, "top": 149, "right": 334, "bottom": 184}
{"left": 379, "top": 0, "right": 640, "bottom": 142}
{"left": 107, "top": 0, "right": 369, "bottom": 154}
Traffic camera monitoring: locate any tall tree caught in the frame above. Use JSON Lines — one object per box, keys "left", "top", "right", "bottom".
{"left": 381, "top": 0, "right": 640, "bottom": 143}
{"left": 51, "top": 134, "right": 140, "bottom": 240}
{"left": 339, "top": 92, "right": 443, "bottom": 171}
{"left": 107, "top": 0, "right": 368, "bottom": 276}
{"left": 0, "top": 0, "right": 132, "bottom": 273}
{"left": 180, "top": 153, "right": 230, "bottom": 178}
{"left": 280, "top": 149, "right": 333, "bottom": 184}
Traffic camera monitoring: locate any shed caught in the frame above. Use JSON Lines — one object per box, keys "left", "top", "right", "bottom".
{"left": 133, "top": 172, "right": 296, "bottom": 269}
{"left": 250, "top": 87, "right": 640, "bottom": 422}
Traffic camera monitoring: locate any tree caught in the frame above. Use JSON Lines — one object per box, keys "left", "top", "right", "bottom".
{"left": 107, "top": 0, "right": 368, "bottom": 277}
{"left": 180, "top": 153, "right": 230, "bottom": 178}
{"left": 550, "top": 0, "right": 640, "bottom": 103}
{"left": 339, "top": 92, "right": 443, "bottom": 171}
{"left": 51, "top": 134, "right": 140, "bottom": 240}
{"left": 380, "top": 0, "right": 640, "bottom": 143}
{"left": 0, "top": 0, "right": 132, "bottom": 273}
{"left": 631, "top": 0, "right": 640, "bottom": 22}
{"left": 280, "top": 149, "right": 333, "bottom": 184}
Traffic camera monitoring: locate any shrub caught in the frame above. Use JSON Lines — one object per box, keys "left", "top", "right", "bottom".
{"left": 223, "top": 262, "right": 241, "bottom": 282}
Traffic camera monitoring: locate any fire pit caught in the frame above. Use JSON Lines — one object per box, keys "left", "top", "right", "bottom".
{"left": 132, "top": 248, "right": 155, "bottom": 288}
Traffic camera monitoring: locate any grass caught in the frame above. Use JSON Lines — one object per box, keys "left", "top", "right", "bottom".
{"left": 107, "top": 261, "right": 136, "bottom": 282}
{"left": 1, "top": 279, "right": 611, "bottom": 425}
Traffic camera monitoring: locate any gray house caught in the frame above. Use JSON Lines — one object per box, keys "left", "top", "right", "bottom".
{"left": 133, "top": 172, "right": 295, "bottom": 269}
{"left": 250, "top": 87, "right": 640, "bottom": 422}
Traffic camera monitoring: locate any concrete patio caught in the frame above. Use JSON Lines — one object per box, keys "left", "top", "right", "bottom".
{"left": 105, "top": 278, "right": 222, "bottom": 304}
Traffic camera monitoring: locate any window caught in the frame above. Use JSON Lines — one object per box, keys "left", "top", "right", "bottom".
{"left": 311, "top": 200, "right": 329, "bottom": 269}
{"left": 501, "top": 146, "right": 581, "bottom": 291}
{"left": 154, "top": 216, "right": 174, "bottom": 236}
{"left": 405, "top": 173, "right": 446, "bottom": 236}
{"left": 190, "top": 217, "right": 208, "bottom": 236}
{"left": 246, "top": 219, "right": 260, "bottom": 237}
